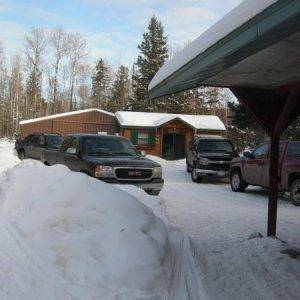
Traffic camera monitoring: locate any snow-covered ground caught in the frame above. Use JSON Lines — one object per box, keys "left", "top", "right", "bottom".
{"left": 121, "top": 156, "right": 300, "bottom": 300}
{"left": 0, "top": 139, "right": 299, "bottom": 300}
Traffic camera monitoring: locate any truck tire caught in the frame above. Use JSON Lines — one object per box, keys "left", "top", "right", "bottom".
{"left": 230, "top": 170, "right": 247, "bottom": 192}
{"left": 186, "top": 160, "right": 192, "bottom": 173}
{"left": 191, "top": 167, "right": 203, "bottom": 183}
{"left": 290, "top": 179, "right": 300, "bottom": 206}
{"left": 80, "top": 170, "right": 91, "bottom": 176}
{"left": 18, "top": 149, "right": 25, "bottom": 160}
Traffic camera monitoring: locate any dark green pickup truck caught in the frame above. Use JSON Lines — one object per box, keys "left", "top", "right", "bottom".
{"left": 42, "top": 134, "right": 164, "bottom": 195}
{"left": 15, "top": 133, "right": 63, "bottom": 160}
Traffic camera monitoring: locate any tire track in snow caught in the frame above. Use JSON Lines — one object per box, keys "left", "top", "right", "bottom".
{"left": 167, "top": 230, "right": 208, "bottom": 300}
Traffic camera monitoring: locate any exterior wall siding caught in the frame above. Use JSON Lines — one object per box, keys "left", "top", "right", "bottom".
{"left": 121, "top": 119, "right": 224, "bottom": 158}
{"left": 20, "top": 111, "right": 117, "bottom": 138}
{"left": 122, "top": 128, "right": 161, "bottom": 156}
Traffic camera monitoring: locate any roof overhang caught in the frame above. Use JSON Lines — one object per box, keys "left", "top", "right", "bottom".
{"left": 149, "top": 0, "right": 300, "bottom": 99}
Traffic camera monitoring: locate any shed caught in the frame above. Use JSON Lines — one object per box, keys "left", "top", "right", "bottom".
{"left": 116, "top": 111, "right": 226, "bottom": 159}
{"left": 148, "top": 0, "right": 300, "bottom": 236}
{"left": 19, "top": 109, "right": 117, "bottom": 138}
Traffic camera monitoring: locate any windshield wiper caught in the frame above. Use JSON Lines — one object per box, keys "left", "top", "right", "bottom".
{"left": 89, "top": 150, "right": 112, "bottom": 156}
{"left": 113, "top": 152, "right": 136, "bottom": 156}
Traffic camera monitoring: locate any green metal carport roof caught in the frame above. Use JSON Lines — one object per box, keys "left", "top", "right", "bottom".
{"left": 149, "top": 0, "right": 300, "bottom": 98}
{"left": 148, "top": 0, "right": 300, "bottom": 237}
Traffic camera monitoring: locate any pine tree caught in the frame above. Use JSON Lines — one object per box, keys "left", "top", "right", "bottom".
{"left": 227, "top": 101, "right": 266, "bottom": 146}
{"left": 24, "top": 28, "right": 46, "bottom": 118}
{"left": 91, "top": 59, "right": 111, "bottom": 109}
{"left": 228, "top": 101, "right": 257, "bottom": 130}
{"left": 106, "top": 65, "right": 130, "bottom": 112}
{"left": 25, "top": 71, "right": 43, "bottom": 118}
{"left": 282, "top": 116, "right": 300, "bottom": 140}
{"left": 131, "top": 16, "right": 168, "bottom": 111}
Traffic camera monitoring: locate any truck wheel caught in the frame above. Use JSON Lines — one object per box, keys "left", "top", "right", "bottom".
{"left": 18, "top": 150, "right": 25, "bottom": 160}
{"left": 230, "top": 170, "right": 247, "bottom": 192}
{"left": 150, "top": 190, "right": 160, "bottom": 196}
{"left": 191, "top": 167, "right": 203, "bottom": 183}
{"left": 290, "top": 179, "right": 300, "bottom": 206}
{"left": 186, "top": 161, "right": 192, "bottom": 173}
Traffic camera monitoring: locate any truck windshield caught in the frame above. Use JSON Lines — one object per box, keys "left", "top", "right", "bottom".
{"left": 46, "top": 136, "right": 63, "bottom": 149}
{"left": 287, "top": 142, "right": 300, "bottom": 157}
{"left": 83, "top": 137, "right": 138, "bottom": 157}
{"left": 197, "top": 140, "right": 234, "bottom": 153}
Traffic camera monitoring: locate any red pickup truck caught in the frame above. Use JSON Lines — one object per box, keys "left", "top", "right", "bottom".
{"left": 230, "top": 140, "right": 300, "bottom": 206}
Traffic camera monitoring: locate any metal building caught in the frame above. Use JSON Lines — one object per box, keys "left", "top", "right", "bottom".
{"left": 19, "top": 109, "right": 117, "bottom": 138}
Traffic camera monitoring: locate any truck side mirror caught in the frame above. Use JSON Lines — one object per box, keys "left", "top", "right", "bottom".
{"left": 140, "top": 150, "right": 147, "bottom": 157}
{"left": 66, "top": 147, "right": 77, "bottom": 155}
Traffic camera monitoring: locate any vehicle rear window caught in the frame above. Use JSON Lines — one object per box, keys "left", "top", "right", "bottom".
{"left": 287, "top": 142, "right": 300, "bottom": 157}
{"left": 46, "top": 136, "right": 63, "bottom": 149}
{"left": 83, "top": 137, "right": 138, "bottom": 157}
{"left": 197, "top": 140, "right": 234, "bottom": 153}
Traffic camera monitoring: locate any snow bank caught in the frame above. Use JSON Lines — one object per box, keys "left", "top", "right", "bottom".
{"left": 0, "top": 139, "right": 20, "bottom": 172}
{"left": 0, "top": 159, "right": 168, "bottom": 298}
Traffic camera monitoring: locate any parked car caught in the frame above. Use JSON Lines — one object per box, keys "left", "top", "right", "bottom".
{"left": 230, "top": 140, "right": 300, "bottom": 206}
{"left": 15, "top": 133, "right": 63, "bottom": 160}
{"left": 41, "top": 134, "right": 164, "bottom": 195}
{"left": 186, "top": 135, "right": 238, "bottom": 182}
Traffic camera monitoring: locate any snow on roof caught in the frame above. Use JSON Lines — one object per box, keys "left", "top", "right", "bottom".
{"left": 19, "top": 109, "right": 115, "bottom": 125}
{"left": 115, "top": 111, "right": 226, "bottom": 131}
{"left": 149, "top": 0, "right": 278, "bottom": 90}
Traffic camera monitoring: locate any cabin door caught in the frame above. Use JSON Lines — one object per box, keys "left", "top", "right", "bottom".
{"left": 162, "top": 133, "right": 186, "bottom": 160}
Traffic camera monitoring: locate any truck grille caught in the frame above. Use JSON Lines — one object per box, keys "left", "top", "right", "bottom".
{"left": 201, "top": 163, "right": 230, "bottom": 172}
{"left": 209, "top": 157, "right": 232, "bottom": 162}
{"left": 115, "top": 168, "right": 152, "bottom": 180}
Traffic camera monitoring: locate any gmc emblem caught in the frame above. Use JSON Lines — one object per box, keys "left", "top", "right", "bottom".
{"left": 128, "top": 171, "right": 142, "bottom": 177}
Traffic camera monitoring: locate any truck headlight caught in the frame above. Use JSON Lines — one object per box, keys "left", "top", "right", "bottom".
{"left": 198, "top": 157, "right": 209, "bottom": 165}
{"left": 153, "top": 166, "right": 162, "bottom": 178}
{"left": 95, "top": 165, "right": 114, "bottom": 178}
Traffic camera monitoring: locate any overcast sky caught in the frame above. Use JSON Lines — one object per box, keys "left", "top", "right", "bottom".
{"left": 0, "top": 0, "right": 243, "bottom": 67}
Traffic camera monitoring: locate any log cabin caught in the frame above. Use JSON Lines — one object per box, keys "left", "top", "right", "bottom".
{"left": 19, "top": 109, "right": 226, "bottom": 160}
{"left": 115, "top": 111, "right": 226, "bottom": 160}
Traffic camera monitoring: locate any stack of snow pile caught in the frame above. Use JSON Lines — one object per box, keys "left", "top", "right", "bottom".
{"left": 0, "top": 162, "right": 168, "bottom": 299}
{"left": 0, "top": 139, "right": 20, "bottom": 172}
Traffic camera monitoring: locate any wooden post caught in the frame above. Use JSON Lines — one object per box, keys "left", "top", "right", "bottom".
{"left": 267, "top": 133, "right": 280, "bottom": 236}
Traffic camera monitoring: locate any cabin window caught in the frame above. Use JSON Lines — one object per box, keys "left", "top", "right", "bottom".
{"left": 131, "top": 131, "right": 155, "bottom": 147}
{"left": 137, "top": 132, "right": 149, "bottom": 145}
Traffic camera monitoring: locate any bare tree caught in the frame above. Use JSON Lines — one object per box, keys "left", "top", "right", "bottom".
{"left": 9, "top": 54, "right": 23, "bottom": 136}
{"left": 24, "top": 28, "right": 47, "bottom": 118}
{"left": 76, "top": 63, "right": 91, "bottom": 109}
{"left": 48, "top": 27, "right": 69, "bottom": 114}
{"left": 67, "top": 33, "right": 87, "bottom": 111}
{"left": 0, "top": 42, "right": 9, "bottom": 136}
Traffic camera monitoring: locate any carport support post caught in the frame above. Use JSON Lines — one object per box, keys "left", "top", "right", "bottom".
{"left": 231, "top": 87, "right": 300, "bottom": 237}
{"left": 267, "top": 133, "right": 279, "bottom": 236}
{"left": 230, "top": 87, "right": 282, "bottom": 237}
